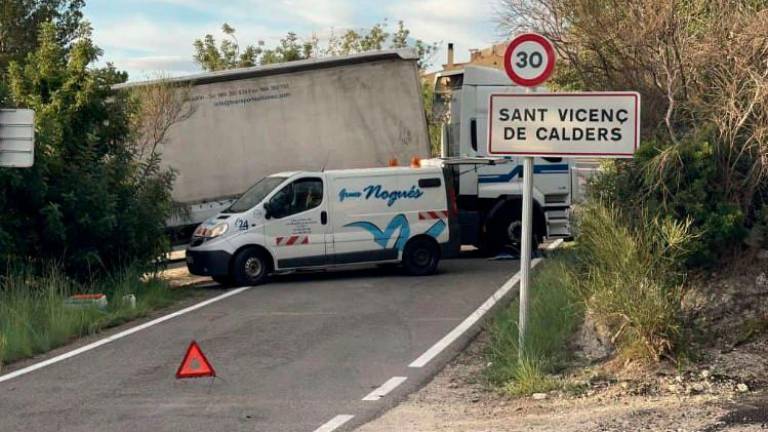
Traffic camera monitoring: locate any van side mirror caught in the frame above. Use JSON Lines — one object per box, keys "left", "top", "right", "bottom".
{"left": 263, "top": 202, "right": 273, "bottom": 219}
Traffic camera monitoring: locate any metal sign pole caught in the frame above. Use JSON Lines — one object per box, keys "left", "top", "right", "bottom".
{"left": 518, "top": 84, "right": 535, "bottom": 356}
{"left": 498, "top": 33, "right": 555, "bottom": 360}
{"left": 519, "top": 156, "right": 533, "bottom": 355}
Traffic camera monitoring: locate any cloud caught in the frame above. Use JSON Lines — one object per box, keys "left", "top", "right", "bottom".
{"left": 90, "top": 14, "right": 284, "bottom": 78}
{"left": 277, "top": 0, "right": 357, "bottom": 28}
{"left": 85, "top": 0, "right": 501, "bottom": 78}
{"left": 384, "top": 0, "right": 499, "bottom": 70}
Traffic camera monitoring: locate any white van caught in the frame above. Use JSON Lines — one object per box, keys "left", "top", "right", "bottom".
{"left": 186, "top": 166, "right": 460, "bottom": 286}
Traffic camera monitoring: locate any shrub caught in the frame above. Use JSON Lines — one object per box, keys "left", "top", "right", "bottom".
{"left": 486, "top": 254, "right": 582, "bottom": 394}
{"left": 501, "top": 0, "right": 768, "bottom": 268}
{"left": 571, "top": 203, "right": 694, "bottom": 361}
{"left": 0, "top": 23, "right": 174, "bottom": 277}
{"left": 589, "top": 135, "right": 747, "bottom": 267}
{"left": 0, "top": 262, "right": 180, "bottom": 365}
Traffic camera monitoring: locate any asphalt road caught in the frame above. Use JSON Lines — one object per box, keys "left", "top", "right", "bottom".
{"left": 0, "top": 255, "right": 521, "bottom": 432}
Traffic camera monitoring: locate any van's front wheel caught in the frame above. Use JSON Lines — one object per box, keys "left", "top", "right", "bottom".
{"left": 232, "top": 248, "right": 271, "bottom": 286}
{"left": 402, "top": 237, "right": 440, "bottom": 276}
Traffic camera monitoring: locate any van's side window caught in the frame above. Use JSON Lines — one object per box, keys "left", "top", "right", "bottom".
{"left": 269, "top": 178, "right": 323, "bottom": 218}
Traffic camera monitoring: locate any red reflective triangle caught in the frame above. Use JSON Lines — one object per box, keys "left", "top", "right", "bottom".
{"left": 176, "top": 340, "right": 216, "bottom": 379}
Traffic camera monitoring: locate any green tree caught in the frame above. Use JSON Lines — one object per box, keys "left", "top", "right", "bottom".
{"left": 0, "top": 0, "right": 85, "bottom": 102}
{"left": 193, "top": 21, "right": 438, "bottom": 70}
{"left": 1, "top": 23, "right": 175, "bottom": 276}
{"left": 260, "top": 32, "right": 308, "bottom": 65}
{"left": 0, "top": 0, "right": 84, "bottom": 69}
{"left": 193, "top": 23, "right": 261, "bottom": 71}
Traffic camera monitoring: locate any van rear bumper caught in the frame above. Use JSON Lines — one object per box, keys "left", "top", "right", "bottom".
{"left": 186, "top": 249, "right": 231, "bottom": 276}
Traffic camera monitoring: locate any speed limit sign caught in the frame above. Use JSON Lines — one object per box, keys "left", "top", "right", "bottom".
{"left": 504, "top": 33, "right": 556, "bottom": 87}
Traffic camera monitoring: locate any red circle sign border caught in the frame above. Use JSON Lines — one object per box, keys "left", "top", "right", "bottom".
{"left": 504, "top": 33, "right": 556, "bottom": 87}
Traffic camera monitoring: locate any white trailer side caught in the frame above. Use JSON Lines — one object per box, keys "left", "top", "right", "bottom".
{"left": 115, "top": 50, "right": 430, "bottom": 229}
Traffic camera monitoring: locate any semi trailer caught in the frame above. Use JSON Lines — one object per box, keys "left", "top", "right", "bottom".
{"left": 114, "top": 49, "right": 431, "bottom": 233}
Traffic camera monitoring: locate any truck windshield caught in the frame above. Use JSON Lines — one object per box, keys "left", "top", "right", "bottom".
{"left": 227, "top": 176, "right": 287, "bottom": 213}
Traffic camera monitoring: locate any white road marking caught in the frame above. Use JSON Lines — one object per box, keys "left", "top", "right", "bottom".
{"left": 361, "top": 376, "right": 407, "bottom": 401}
{"left": 408, "top": 259, "right": 543, "bottom": 368}
{"left": 313, "top": 414, "right": 354, "bottom": 432}
{"left": 0, "top": 286, "right": 252, "bottom": 384}
{"left": 543, "top": 238, "right": 564, "bottom": 251}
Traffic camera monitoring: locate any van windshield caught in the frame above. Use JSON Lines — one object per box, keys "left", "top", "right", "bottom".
{"left": 227, "top": 176, "right": 287, "bottom": 213}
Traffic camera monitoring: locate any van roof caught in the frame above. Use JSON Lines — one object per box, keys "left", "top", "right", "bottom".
{"left": 272, "top": 166, "right": 441, "bottom": 178}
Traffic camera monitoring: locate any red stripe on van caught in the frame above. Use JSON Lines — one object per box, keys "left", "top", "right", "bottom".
{"left": 419, "top": 210, "right": 448, "bottom": 220}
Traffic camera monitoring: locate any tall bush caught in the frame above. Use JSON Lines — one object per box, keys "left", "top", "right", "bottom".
{"left": 590, "top": 135, "right": 748, "bottom": 266}
{"left": 0, "top": 23, "right": 174, "bottom": 276}
{"left": 572, "top": 203, "right": 694, "bottom": 360}
{"left": 499, "top": 0, "right": 768, "bottom": 265}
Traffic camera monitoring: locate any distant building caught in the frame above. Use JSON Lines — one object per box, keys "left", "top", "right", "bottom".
{"left": 423, "top": 41, "right": 509, "bottom": 83}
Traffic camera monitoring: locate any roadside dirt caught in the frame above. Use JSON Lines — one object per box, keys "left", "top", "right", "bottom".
{"left": 359, "top": 254, "right": 768, "bottom": 431}
{"left": 159, "top": 262, "right": 211, "bottom": 287}
{"left": 358, "top": 331, "right": 768, "bottom": 432}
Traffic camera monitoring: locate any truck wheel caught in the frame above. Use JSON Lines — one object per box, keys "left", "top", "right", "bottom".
{"left": 484, "top": 205, "right": 539, "bottom": 257}
{"left": 232, "top": 248, "right": 271, "bottom": 286}
{"left": 402, "top": 238, "right": 440, "bottom": 276}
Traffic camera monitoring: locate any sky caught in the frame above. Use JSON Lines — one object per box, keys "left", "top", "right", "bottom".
{"left": 82, "top": 0, "right": 503, "bottom": 81}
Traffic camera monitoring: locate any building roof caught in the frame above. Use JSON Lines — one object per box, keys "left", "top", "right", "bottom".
{"left": 113, "top": 49, "right": 419, "bottom": 89}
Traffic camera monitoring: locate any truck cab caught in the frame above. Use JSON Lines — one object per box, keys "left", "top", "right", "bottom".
{"left": 429, "top": 66, "right": 572, "bottom": 253}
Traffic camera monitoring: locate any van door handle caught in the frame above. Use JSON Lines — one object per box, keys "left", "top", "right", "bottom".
{"left": 321, "top": 211, "right": 328, "bottom": 225}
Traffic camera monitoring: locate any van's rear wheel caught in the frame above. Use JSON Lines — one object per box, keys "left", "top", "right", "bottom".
{"left": 232, "top": 248, "right": 271, "bottom": 286}
{"left": 402, "top": 237, "right": 440, "bottom": 276}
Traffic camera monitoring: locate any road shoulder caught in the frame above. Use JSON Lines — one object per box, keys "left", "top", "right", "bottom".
{"left": 357, "top": 330, "right": 766, "bottom": 432}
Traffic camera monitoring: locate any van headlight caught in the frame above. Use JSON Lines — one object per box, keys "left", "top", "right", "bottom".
{"left": 208, "top": 223, "right": 229, "bottom": 238}
{"left": 194, "top": 223, "right": 229, "bottom": 239}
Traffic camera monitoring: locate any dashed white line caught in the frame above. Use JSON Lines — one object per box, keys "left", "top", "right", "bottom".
{"left": 362, "top": 376, "right": 407, "bottom": 401}
{"left": 313, "top": 414, "right": 354, "bottom": 432}
{"left": 408, "top": 259, "right": 543, "bottom": 368}
{"left": 0, "top": 286, "right": 253, "bottom": 384}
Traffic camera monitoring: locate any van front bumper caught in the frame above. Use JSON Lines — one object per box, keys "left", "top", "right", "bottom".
{"left": 186, "top": 249, "right": 231, "bottom": 277}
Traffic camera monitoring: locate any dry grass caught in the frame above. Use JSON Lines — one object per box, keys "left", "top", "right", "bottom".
{"left": 0, "top": 264, "right": 183, "bottom": 366}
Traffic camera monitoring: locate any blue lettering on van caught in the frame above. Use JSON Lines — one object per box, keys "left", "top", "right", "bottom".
{"left": 338, "top": 188, "right": 362, "bottom": 202}
{"left": 363, "top": 185, "right": 424, "bottom": 207}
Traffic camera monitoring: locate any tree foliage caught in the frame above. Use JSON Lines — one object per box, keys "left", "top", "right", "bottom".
{"left": 0, "top": 0, "right": 84, "bottom": 69}
{"left": 192, "top": 23, "right": 261, "bottom": 71}
{"left": 0, "top": 23, "right": 175, "bottom": 276}
{"left": 193, "top": 20, "right": 437, "bottom": 71}
{"left": 0, "top": 0, "right": 84, "bottom": 102}
{"left": 500, "top": 0, "right": 768, "bottom": 264}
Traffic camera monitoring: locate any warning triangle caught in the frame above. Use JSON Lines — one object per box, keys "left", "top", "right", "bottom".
{"left": 176, "top": 340, "right": 216, "bottom": 379}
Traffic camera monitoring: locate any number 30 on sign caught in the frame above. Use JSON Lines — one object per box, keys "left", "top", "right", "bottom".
{"left": 504, "top": 33, "right": 556, "bottom": 87}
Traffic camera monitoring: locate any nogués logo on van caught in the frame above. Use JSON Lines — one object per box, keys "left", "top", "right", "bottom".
{"left": 339, "top": 184, "right": 424, "bottom": 207}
